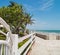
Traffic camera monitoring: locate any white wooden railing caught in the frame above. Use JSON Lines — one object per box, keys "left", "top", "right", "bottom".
{"left": 18, "top": 33, "right": 35, "bottom": 55}
{"left": 0, "top": 17, "right": 35, "bottom": 55}
{"left": 0, "top": 33, "right": 35, "bottom": 55}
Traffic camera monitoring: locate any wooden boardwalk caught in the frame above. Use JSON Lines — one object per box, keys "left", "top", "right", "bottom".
{"left": 28, "top": 36, "right": 60, "bottom": 55}
{"left": 27, "top": 37, "right": 49, "bottom": 55}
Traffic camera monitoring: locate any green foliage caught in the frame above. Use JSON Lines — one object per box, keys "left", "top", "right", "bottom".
{"left": 0, "top": 27, "right": 7, "bottom": 40}
{"left": 0, "top": 1, "right": 34, "bottom": 36}
{"left": 19, "top": 32, "right": 24, "bottom": 37}
{"left": 18, "top": 38, "right": 29, "bottom": 48}
{"left": 25, "top": 29, "right": 29, "bottom": 34}
{"left": 0, "top": 33, "right": 6, "bottom": 40}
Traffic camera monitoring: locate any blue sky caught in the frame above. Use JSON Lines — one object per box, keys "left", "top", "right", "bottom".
{"left": 0, "top": 0, "right": 60, "bottom": 30}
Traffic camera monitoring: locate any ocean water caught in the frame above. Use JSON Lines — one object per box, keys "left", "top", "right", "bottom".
{"left": 35, "top": 30, "right": 60, "bottom": 33}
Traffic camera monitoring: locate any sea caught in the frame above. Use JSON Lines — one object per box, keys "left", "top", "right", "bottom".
{"left": 34, "top": 30, "right": 60, "bottom": 33}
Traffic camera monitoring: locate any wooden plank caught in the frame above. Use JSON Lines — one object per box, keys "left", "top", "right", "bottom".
{"left": 0, "top": 40, "right": 8, "bottom": 44}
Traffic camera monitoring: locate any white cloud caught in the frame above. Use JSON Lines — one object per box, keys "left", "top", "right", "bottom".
{"left": 39, "top": 0, "right": 54, "bottom": 11}
{"left": 23, "top": 4, "right": 36, "bottom": 12}
{"left": 23, "top": 0, "right": 54, "bottom": 12}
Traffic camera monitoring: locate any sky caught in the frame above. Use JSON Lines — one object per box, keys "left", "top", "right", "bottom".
{"left": 0, "top": 0, "right": 60, "bottom": 30}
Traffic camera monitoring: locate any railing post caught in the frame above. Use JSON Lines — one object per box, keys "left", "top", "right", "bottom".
{"left": 0, "top": 44, "right": 3, "bottom": 55}
{"left": 4, "top": 44, "right": 10, "bottom": 55}
{"left": 12, "top": 34, "right": 18, "bottom": 55}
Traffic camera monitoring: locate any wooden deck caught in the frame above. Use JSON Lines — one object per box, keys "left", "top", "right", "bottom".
{"left": 27, "top": 36, "right": 60, "bottom": 55}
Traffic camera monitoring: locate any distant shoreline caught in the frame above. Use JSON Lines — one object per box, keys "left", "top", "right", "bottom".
{"left": 30, "top": 30, "right": 60, "bottom": 33}
{"left": 34, "top": 30, "right": 60, "bottom": 40}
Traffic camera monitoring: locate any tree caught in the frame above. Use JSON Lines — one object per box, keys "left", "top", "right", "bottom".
{"left": 0, "top": 1, "right": 34, "bottom": 36}
{"left": 22, "top": 13, "right": 34, "bottom": 34}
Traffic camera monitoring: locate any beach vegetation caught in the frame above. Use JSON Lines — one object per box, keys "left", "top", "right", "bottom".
{"left": 0, "top": 1, "right": 34, "bottom": 37}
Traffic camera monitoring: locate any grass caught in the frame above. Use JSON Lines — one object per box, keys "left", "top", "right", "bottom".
{"left": 0, "top": 36, "right": 6, "bottom": 40}
{"left": 21, "top": 42, "right": 31, "bottom": 55}
{"left": 0, "top": 35, "right": 6, "bottom": 40}
{"left": 18, "top": 38, "right": 30, "bottom": 49}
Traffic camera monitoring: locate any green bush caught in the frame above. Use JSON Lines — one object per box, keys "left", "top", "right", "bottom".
{"left": 19, "top": 32, "right": 25, "bottom": 37}
{"left": 0, "top": 34, "right": 6, "bottom": 40}
{"left": 0, "top": 27, "right": 7, "bottom": 40}
{"left": 18, "top": 38, "right": 29, "bottom": 48}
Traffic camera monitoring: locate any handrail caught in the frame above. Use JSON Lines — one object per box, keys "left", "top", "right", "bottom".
{"left": 0, "top": 30, "right": 7, "bottom": 36}
{"left": 0, "top": 40, "right": 7, "bottom": 44}
{"left": 24, "top": 39, "right": 35, "bottom": 55}
{"left": 18, "top": 34, "right": 35, "bottom": 55}
{"left": 18, "top": 33, "right": 35, "bottom": 43}
{"left": 0, "top": 17, "right": 10, "bottom": 32}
